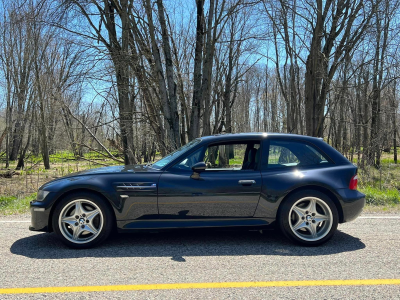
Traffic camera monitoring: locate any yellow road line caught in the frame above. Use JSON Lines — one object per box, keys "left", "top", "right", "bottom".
{"left": 1, "top": 279, "right": 400, "bottom": 294}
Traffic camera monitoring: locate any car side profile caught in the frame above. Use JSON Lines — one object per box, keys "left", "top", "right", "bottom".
{"left": 30, "top": 133, "right": 365, "bottom": 248}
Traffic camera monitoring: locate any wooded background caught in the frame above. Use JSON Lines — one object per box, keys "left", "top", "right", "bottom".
{"left": 1, "top": 0, "right": 399, "bottom": 170}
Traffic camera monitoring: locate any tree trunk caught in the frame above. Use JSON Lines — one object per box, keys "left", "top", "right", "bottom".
{"left": 108, "top": 0, "right": 136, "bottom": 164}
{"left": 188, "top": 0, "right": 205, "bottom": 141}
{"left": 37, "top": 92, "right": 50, "bottom": 169}
{"left": 393, "top": 82, "right": 398, "bottom": 164}
{"left": 224, "top": 40, "right": 234, "bottom": 134}
{"left": 201, "top": 0, "right": 216, "bottom": 137}
{"left": 156, "top": 0, "right": 180, "bottom": 148}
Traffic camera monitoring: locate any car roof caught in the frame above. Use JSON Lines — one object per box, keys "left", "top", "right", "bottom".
{"left": 198, "top": 132, "right": 350, "bottom": 165}
{"left": 200, "top": 132, "right": 324, "bottom": 142}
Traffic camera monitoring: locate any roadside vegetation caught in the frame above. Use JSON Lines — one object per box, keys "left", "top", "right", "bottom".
{"left": 0, "top": 151, "right": 121, "bottom": 215}
{"left": 1, "top": 150, "right": 399, "bottom": 216}
{"left": 356, "top": 150, "right": 400, "bottom": 208}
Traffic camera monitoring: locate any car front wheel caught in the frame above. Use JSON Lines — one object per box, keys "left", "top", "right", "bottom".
{"left": 278, "top": 190, "right": 339, "bottom": 246}
{"left": 52, "top": 192, "right": 114, "bottom": 248}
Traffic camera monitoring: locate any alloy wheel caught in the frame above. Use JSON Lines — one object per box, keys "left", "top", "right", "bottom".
{"left": 58, "top": 199, "right": 104, "bottom": 244}
{"left": 288, "top": 197, "right": 333, "bottom": 242}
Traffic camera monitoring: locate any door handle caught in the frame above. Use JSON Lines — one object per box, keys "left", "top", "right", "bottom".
{"left": 238, "top": 180, "right": 256, "bottom": 185}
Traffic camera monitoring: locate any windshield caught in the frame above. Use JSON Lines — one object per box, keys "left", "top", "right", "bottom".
{"left": 152, "top": 138, "right": 202, "bottom": 169}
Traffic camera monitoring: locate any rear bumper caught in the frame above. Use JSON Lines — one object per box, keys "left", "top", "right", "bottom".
{"left": 336, "top": 189, "right": 366, "bottom": 223}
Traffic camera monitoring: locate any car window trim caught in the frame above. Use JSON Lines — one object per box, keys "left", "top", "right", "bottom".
{"left": 166, "top": 139, "right": 263, "bottom": 172}
{"left": 264, "top": 138, "right": 335, "bottom": 171}
{"left": 164, "top": 144, "right": 207, "bottom": 172}
{"left": 203, "top": 139, "right": 263, "bottom": 172}
{"left": 153, "top": 138, "right": 203, "bottom": 171}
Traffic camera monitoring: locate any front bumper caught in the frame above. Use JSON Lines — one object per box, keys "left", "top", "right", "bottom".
{"left": 337, "top": 189, "right": 366, "bottom": 223}
{"left": 29, "top": 200, "right": 52, "bottom": 232}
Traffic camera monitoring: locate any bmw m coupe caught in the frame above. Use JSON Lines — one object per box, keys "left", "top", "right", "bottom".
{"left": 30, "top": 133, "right": 365, "bottom": 248}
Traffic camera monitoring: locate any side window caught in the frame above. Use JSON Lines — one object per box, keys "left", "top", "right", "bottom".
{"left": 268, "top": 144, "right": 299, "bottom": 167}
{"left": 204, "top": 142, "right": 260, "bottom": 171}
{"left": 171, "top": 141, "right": 260, "bottom": 171}
{"left": 305, "top": 145, "right": 329, "bottom": 164}
{"left": 170, "top": 147, "right": 205, "bottom": 171}
{"left": 268, "top": 140, "right": 330, "bottom": 168}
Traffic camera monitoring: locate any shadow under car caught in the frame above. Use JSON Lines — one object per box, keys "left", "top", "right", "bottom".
{"left": 11, "top": 228, "right": 365, "bottom": 261}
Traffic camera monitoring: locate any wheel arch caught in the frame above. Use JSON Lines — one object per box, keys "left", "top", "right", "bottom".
{"left": 277, "top": 185, "right": 344, "bottom": 223}
{"left": 47, "top": 188, "right": 117, "bottom": 232}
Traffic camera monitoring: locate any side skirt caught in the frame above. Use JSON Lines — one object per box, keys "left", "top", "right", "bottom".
{"left": 117, "top": 218, "right": 270, "bottom": 231}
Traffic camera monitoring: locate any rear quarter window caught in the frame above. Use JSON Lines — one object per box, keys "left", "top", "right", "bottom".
{"left": 267, "top": 140, "right": 331, "bottom": 169}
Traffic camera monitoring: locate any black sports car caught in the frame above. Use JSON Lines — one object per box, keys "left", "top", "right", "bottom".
{"left": 30, "top": 133, "right": 365, "bottom": 248}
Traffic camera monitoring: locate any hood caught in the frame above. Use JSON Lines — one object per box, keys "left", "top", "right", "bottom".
{"left": 42, "top": 165, "right": 157, "bottom": 185}
{"left": 39, "top": 164, "right": 160, "bottom": 190}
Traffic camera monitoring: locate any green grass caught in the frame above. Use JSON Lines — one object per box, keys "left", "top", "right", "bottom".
{"left": 359, "top": 186, "right": 400, "bottom": 206}
{"left": 354, "top": 152, "right": 400, "bottom": 208}
{"left": 18, "top": 150, "right": 122, "bottom": 165}
{"left": 381, "top": 158, "right": 397, "bottom": 164}
{"left": 229, "top": 158, "right": 243, "bottom": 165}
{"left": 0, "top": 193, "right": 36, "bottom": 215}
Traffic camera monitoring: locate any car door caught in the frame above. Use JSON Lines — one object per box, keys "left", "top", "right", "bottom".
{"left": 157, "top": 140, "right": 262, "bottom": 219}
{"left": 254, "top": 138, "right": 335, "bottom": 219}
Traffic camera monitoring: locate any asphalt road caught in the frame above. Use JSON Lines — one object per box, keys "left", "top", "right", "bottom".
{"left": 0, "top": 215, "right": 399, "bottom": 299}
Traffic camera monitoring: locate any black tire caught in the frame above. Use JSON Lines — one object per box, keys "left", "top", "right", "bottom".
{"left": 278, "top": 189, "right": 339, "bottom": 246}
{"left": 52, "top": 192, "right": 114, "bottom": 249}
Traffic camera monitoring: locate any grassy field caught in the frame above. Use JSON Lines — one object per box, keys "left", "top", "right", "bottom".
{"left": 356, "top": 152, "right": 400, "bottom": 209}
{"left": 0, "top": 150, "right": 399, "bottom": 216}
{"left": 0, "top": 151, "right": 121, "bottom": 215}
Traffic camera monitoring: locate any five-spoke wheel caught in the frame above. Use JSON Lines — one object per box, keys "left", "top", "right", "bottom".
{"left": 59, "top": 199, "right": 103, "bottom": 244}
{"left": 52, "top": 192, "right": 114, "bottom": 248}
{"left": 289, "top": 197, "right": 333, "bottom": 242}
{"left": 278, "top": 190, "right": 338, "bottom": 246}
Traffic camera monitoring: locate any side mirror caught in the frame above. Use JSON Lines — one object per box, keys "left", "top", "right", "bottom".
{"left": 192, "top": 162, "right": 206, "bottom": 173}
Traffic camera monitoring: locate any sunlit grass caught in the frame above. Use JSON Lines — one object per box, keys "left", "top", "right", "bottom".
{"left": 0, "top": 193, "right": 36, "bottom": 215}
{"left": 359, "top": 186, "right": 400, "bottom": 206}
{"left": 229, "top": 158, "right": 243, "bottom": 165}
{"left": 0, "top": 150, "right": 124, "bottom": 216}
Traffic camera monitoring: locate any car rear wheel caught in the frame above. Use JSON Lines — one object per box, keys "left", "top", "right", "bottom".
{"left": 52, "top": 192, "right": 114, "bottom": 249}
{"left": 278, "top": 190, "right": 338, "bottom": 246}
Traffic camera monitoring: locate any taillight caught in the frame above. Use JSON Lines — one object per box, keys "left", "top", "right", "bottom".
{"left": 349, "top": 175, "right": 358, "bottom": 190}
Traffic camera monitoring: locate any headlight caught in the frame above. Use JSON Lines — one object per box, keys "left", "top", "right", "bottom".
{"left": 36, "top": 190, "right": 50, "bottom": 202}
